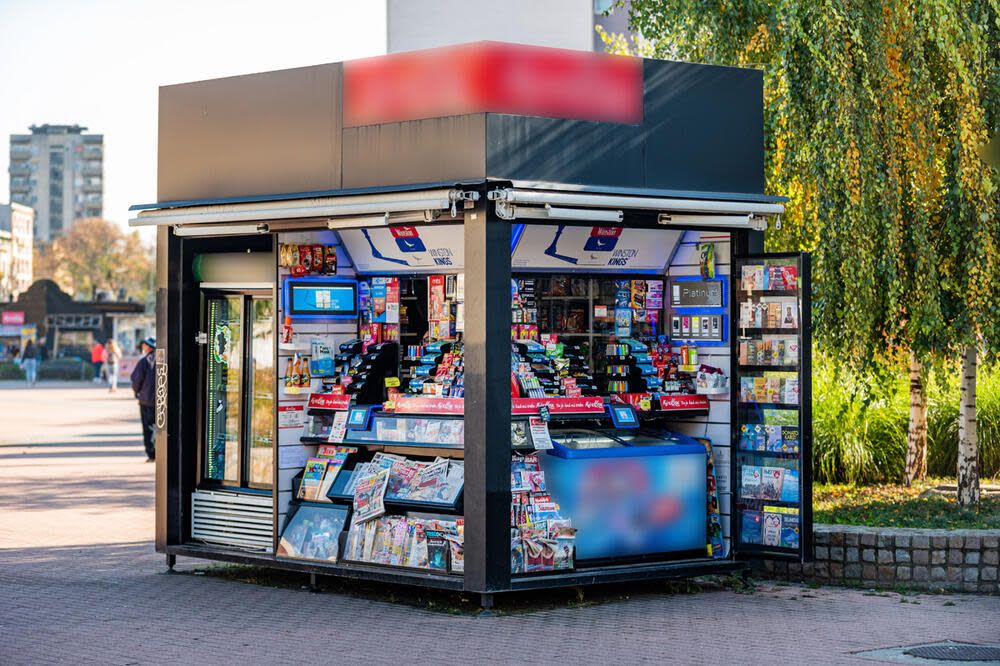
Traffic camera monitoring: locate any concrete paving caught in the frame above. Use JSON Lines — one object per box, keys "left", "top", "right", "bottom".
{"left": 1, "top": 385, "right": 998, "bottom": 665}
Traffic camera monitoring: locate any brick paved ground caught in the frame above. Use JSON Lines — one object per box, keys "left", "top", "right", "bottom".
{"left": 1, "top": 386, "right": 998, "bottom": 665}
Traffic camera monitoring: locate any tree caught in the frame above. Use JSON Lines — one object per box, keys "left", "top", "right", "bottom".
{"left": 614, "top": 0, "right": 999, "bottom": 500}
{"left": 33, "top": 218, "right": 153, "bottom": 304}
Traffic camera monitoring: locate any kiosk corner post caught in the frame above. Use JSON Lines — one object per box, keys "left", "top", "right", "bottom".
{"left": 463, "top": 194, "right": 513, "bottom": 594}
{"left": 154, "top": 225, "right": 176, "bottom": 552}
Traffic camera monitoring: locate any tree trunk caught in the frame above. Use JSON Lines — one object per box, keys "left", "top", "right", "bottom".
{"left": 957, "top": 346, "right": 980, "bottom": 506}
{"left": 904, "top": 352, "right": 928, "bottom": 486}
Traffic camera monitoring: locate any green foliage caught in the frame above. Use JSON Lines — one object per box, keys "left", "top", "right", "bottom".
{"left": 621, "top": 0, "right": 1000, "bottom": 365}
{"left": 813, "top": 354, "right": 1000, "bottom": 483}
{"left": 814, "top": 479, "right": 1000, "bottom": 529}
{"left": 0, "top": 362, "right": 26, "bottom": 380}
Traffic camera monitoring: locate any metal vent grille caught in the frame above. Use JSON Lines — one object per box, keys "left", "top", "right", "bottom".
{"left": 191, "top": 489, "right": 273, "bottom": 552}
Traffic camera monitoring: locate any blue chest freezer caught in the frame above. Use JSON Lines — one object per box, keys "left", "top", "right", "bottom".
{"left": 539, "top": 429, "right": 707, "bottom": 561}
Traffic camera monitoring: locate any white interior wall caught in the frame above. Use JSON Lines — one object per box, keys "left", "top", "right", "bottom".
{"left": 275, "top": 230, "right": 358, "bottom": 528}
{"left": 666, "top": 230, "right": 733, "bottom": 555}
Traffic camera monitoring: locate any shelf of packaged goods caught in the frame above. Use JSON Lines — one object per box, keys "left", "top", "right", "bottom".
{"left": 737, "top": 365, "right": 799, "bottom": 372}
{"left": 737, "top": 289, "right": 798, "bottom": 298}
{"left": 737, "top": 401, "right": 799, "bottom": 410}
{"left": 738, "top": 327, "right": 799, "bottom": 335}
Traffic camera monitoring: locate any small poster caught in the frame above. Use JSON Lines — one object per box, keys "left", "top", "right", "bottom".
{"left": 278, "top": 445, "right": 308, "bottom": 469}
{"left": 278, "top": 405, "right": 305, "bottom": 429}
{"left": 528, "top": 416, "right": 553, "bottom": 450}
{"left": 327, "top": 411, "right": 348, "bottom": 443}
{"left": 594, "top": 304, "right": 608, "bottom": 318}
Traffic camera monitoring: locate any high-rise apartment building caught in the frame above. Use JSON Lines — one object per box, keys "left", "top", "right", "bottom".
{"left": 0, "top": 202, "right": 34, "bottom": 301}
{"left": 8, "top": 124, "right": 103, "bottom": 242}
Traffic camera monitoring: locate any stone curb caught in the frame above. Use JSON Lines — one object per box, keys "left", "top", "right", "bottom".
{"left": 753, "top": 524, "right": 1000, "bottom": 593}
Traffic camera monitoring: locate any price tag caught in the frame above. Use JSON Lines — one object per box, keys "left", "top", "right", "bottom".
{"left": 384, "top": 376, "right": 400, "bottom": 388}
{"left": 327, "top": 411, "right": 348, "bottom": 443}
{"left": 539, "top": 405, "right": 551, "bottom": 423}
{"left": 639, "top": 398, "right": 652, "bottom": 412}
{"left": 528, "top": 416, "right": 553, "bottom": 450}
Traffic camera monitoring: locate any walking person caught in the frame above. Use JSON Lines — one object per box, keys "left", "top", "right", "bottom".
{"left": 21, "top": 340, "right": 38, "bottom": 386}
{"left": 90, "top": 340, "right": 105, "bottom": 384}
{"left": 105, "top": 338, "right": 122, "bottom": 393}
{"left": 130, "top": 338, "right": 157, "bottom": 462}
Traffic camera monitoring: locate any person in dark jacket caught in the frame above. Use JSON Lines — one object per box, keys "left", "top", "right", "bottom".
{"left": 130, "top": 337, "right": 157, "bottom": 461}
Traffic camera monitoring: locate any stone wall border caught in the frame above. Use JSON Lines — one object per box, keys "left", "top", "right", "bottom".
{"left": 753, "top": 524, "right": 1000, "bottom": 593}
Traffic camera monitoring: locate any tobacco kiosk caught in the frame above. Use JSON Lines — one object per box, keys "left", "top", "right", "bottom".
{"left": 136, "top": 42, "right": 812, "bottom": 605}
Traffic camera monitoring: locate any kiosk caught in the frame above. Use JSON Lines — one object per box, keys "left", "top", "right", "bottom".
{"left": 134, "top": 42, "right": 812, "bottom": 604}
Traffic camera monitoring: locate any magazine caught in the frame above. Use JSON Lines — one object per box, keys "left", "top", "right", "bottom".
{"left": 759, "top": 466, "right": 784, "bottom": 501}
{"left": 298, "top": 458, "right": 329, "bottom": 501}
{"left": 277, "top": 505, "right": 348, "bottom": 562}
{"left": 741, "top": 465, "right": 762, "bottom": 499}
{"left": 780, "top": 469, "right": 800, "bottom": 503}
{"left": 352, "top": 466, "right": 390, "bottom": 524}
{"left": 741, "top": 510, "right": 762, "bottom": 544}
{"left": 762, "top": 510, "right": 783, "bottom": 547}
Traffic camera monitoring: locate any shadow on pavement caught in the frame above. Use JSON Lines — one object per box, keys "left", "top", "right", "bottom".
{"left": 0, "top": 475, "right": 152, "bottom": 511}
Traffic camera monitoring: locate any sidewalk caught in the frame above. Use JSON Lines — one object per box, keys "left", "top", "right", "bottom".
{"left": 1, "top": 386, "right": 998, "bottom": 664}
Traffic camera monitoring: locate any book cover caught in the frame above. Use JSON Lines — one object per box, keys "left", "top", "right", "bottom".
{"left": 780, "top": 469, "right": 800, "bottom": 503}
{"left": 759, "top": 466, "right": 784, "bottom": 500}
{"left": 298, "top": 458, "right": 329, "bottom": 501}
{"left": 741, "top": 510, "right": 763, "bottom": 544}
{"left": 741, "top": 465, "right": 762, "bottom": 499}
{"left": 424, "top": 530, "right": 450, "bottom": 571}
{"left": 780, "top": 510, "right": 801, "bottom": 549}
{"left": 762, "top": 510, "right": 783, "bottom": 547}
{"left": 764, "top": 425, "right": 783, "bottom": 452}
{"left": 781, "top": 426, "right": 800, "bottom": 453}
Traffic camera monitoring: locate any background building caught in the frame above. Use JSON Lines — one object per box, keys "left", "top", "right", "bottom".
{"left": 386, "top": 0, "right": 631, "bottom": 53}
{"left": 0, "top": 202, "right": 34, "bottom": 302}
{"left": 8, "top": 124, "right": 103, "bottom": 242}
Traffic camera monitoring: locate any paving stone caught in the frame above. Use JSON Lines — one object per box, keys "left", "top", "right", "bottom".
{"left": 878, "top": 565, "right": 895, "bottom": 581}
{"left": 948, "top": 549, "right": 964, "bottom": 565}
{"left": 831, "top": 532, "right": 845, "bottom": 547}
{"left": 912, "top": 566, "right": 930, "bottom": 582}
{"left": 877, "top": 534, "right": 894, "bottom": 549}
{"left": 911, "top": 535, "right": 930, "bottom": 549}
{"left": 895, "top": 549, "right": 911, "bottom": 563}
{"left": 932, "top": 536, "right": 948, "bottom": 549}
{"left": 862, "top": 549, "right": 876, "bottom": 563}
{"left": 815, "top": 546, "right": 829, "bottom": 561}
{"left": 829, "top": 563, "right": 844, "bottom": 579}
{"left": 964, "top": 568, "right": 980, "bottom": 583}
{"left": 846, "top": 548, "right": 859, "bottom": 562}
{"left": 912, "top": 550, "right": 929, "bottom": 565}
{"left": 949, "top": 535, "right": 964, "bottom": 549}
{"left": 983, "top": 550, "right": 999, "bottom": 566}
{"left": 844, "top": 533, "right": 859, "bottom": 547}
{"left": 830, "top": 547, "right": 844, "bottom": 561}
{"left": 984, "top": 536, "right": 999, "bottom": 549}
{"left": 965, "top": 551, "right": 980, "bottom": 565}
{"left": 4, "top": 385, "right": 1000, "bottom": 665}
{"left": 894, "top": 535, "right": 911, "bottom": 549}
{"left": 982, "top": 567, "right": 998, "bottom": 582}
{"left": 895, "top": 566, "right": 911, "bottom": 581}
{"left": 948, "top": 566, "right": 963, "bottom": 582}
{"left": 965, "top": 536, "right": 981, "bottom": 550}
{"left": 878, "top": 550, "right": 894, "bottom": 564}
{"left": 931, "top": 566, "right": 948, "bottom": 580}
{"left": 860, "top": 533, "right": 876, "bottom": 547}
{"left": 932, "top": 550, "right": 947, "bottom": 565}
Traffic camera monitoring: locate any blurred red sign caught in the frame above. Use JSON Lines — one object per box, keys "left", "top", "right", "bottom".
{"left": 1, "top": 312, "right": 24, "bottom": 325}
{"left": 391, "top": 396, "right": 465, "bottom": 415}
{"left": 658, "top": 394, "right": 710, "bottom": 411}
{"left": 512, "top": 396, "right": 605, "bottom": 415}
{"left": 344, "top": 41, "right": 643, "bottom": 127}
{"left": 307, "top": 393, "right": 351, "bottom": 411}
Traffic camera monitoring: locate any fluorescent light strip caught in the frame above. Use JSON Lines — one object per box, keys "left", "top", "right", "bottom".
{"left": 174, "top": 223, "right": 269, "bottom": 237}
{"left": 513, "top": 205, "right": 623, "bottom": 223}
{"left": 658, "top": 213, "right": 757, "bottom": 228}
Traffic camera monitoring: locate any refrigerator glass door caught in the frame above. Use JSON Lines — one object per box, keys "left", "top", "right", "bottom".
{"left": 247, "top": 297, "right": 274, "bottom": 488}
{"left": 204, "top": 295, "right": 244, "bottom": 485}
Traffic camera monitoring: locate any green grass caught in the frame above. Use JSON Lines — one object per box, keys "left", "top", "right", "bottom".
{"left": 814, "top": 478, "right": 1000, "bottom": 529}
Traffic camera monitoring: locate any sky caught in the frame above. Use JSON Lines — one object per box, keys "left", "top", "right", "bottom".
{"left": 0, "top": 0, "right": 387, "bottom": 239}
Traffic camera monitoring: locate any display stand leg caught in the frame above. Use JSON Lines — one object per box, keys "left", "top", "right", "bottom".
{"left": 479, "top": 593, "right": 495, "bottom": 615}
{"left": 309, "top": 573, "right": 320, "bottom": 592}
{"left": 741, "top": 567, "right": 752, "bottom": 584}
{"left": 165, "top": 554, "right": 176, "bottom": 572}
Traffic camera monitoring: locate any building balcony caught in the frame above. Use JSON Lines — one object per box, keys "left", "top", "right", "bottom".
{"left": 8, "top": 164, "right": 30, "bottom": 176}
